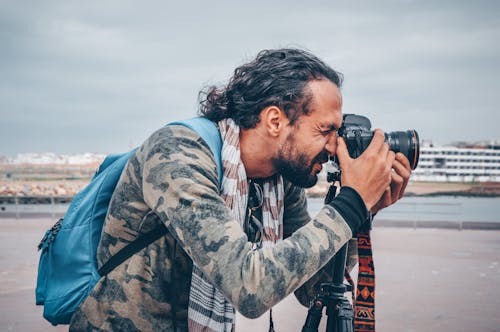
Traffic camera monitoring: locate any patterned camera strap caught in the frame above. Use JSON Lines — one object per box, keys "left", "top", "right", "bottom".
{"left": 345, "top": 230, "right": 375, "bottom": 332}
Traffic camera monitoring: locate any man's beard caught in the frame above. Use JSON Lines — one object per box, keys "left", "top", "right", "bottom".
{"left": 273, "top": 135, "right": 328, "bottom": 188}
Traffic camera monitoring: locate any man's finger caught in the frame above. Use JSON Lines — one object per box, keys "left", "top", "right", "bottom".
{"left": 395, "top": 152, "right": 411, "bottom": 171}
{"left": 392, "top": 158, "right": 411, "bottom": 180}
{"left": 390, "top": 171, "right": 404, "bottom": 201}
{"left": 367, "top": 129, "right": 386, "bottom": 154}
{"left": 392, "top": 154, "right": 411, "bottom": 198}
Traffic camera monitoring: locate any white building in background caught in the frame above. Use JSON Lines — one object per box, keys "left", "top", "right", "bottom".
{"left": 412, "top": 142, "right": 500, "bottom": 182}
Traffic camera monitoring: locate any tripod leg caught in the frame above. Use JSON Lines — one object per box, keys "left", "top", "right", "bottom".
{"left": 302, "top": 299, "right": 325, "bottom": 332}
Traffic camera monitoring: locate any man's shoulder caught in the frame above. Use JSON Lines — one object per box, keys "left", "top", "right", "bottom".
{"left": 136, "top": 122, "right": 220, "bottom": 186}
{"left": 140, "top": 123, "right": 214, "bottom": 159}
{"left": 149, "top": 123, "right": 205, "bottom": 143}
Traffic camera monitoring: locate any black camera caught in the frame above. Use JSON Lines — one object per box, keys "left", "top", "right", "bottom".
{"left": 327, "top": 114, "right": 420, "bottom": 182}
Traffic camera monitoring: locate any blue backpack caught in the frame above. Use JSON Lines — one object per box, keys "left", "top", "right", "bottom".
{"left": 35, "top": 117, "right": 222, "bottom": 325}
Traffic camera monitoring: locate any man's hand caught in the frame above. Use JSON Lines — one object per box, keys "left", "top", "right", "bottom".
{"left": 336, "top": 129, "right": 395, "bottom": 211}
{"left": 370, "top": 152, "right": 412, "bottom": 214}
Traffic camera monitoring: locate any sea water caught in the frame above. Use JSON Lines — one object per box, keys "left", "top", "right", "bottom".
{"left": 1, "top": 196, "right": 500, "bottom": 224}
{"left": 307, "top": 196, "right": 500, "bottom": 223}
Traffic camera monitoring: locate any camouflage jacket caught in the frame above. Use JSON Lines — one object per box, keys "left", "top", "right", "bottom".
{"left": 69, "top": 125, "right": 355, "bottom": 331}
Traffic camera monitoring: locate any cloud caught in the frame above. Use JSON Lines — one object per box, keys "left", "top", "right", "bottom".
{"left": 1, "top": 0, "right": 499, "bottom": 155}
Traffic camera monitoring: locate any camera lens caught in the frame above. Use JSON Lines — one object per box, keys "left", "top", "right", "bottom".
{"left": 385, "top": 130, "right": 420, "bottom": 170}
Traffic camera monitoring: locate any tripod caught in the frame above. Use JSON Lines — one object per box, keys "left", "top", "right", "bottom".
{"left": 301, "top": 183, "right": 354, "bottom": 332}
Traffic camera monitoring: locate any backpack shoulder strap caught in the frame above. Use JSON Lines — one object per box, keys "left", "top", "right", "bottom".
{"left": 98, "top": 117, "right": 223, "bottom": 276}
{"left": 169, "top": 117, "right": 223, "bottom": 186}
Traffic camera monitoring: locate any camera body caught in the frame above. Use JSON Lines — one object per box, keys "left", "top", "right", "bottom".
{"left": 327, "top": 114, "right": 420, "bottom": 182}
{"left": 339, "top": 114, "right": 375, "bottom": 159}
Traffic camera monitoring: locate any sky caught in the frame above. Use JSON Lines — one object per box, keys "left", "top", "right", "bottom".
{"left": 1, "top": 0, "right": 499, "bottom": 156}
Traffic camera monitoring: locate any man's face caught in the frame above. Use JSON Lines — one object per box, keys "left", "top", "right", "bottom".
{"left": 273, "top": 79, "right": 343, "bottom": 188}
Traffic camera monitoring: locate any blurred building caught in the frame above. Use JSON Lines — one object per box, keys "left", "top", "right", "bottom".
{"left": 412, "top": 141, "right": 500, "bottom": 182}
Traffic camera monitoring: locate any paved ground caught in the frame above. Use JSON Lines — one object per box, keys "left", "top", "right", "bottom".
{"left": 1, "top": 218, "right": 499, "bottom": 332}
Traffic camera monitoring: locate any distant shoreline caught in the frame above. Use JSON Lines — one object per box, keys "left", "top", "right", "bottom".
{"left": 405, "top": 181, "right": 500, "bottom": 197}
{"left": 1, "top": 180, "right": 500, "bottom": 201}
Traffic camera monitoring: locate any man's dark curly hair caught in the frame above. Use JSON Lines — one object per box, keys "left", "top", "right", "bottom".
{"left": 199, "top": 48, "right": 343, "bottom": 129}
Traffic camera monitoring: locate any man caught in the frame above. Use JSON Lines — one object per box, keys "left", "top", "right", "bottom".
{"left": 70, "top": 48, "right": 411, "bottom": 331}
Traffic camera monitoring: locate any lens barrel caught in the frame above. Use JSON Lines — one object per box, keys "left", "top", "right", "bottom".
{"left": 385, "top": 130, "right": 420, "bottom": 169}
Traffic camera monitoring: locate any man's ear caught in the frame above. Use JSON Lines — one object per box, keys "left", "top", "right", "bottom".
{"left": 261, "top": 106, "right": 288, "bottom": 137}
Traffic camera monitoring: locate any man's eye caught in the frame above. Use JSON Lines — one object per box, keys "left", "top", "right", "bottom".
{"left": 321, "top": 130, "right": 335, "bottom": 136}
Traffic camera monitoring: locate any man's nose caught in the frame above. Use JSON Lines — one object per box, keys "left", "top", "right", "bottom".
{"left": 324, "top": 132, "right": 337, "bottom": 156}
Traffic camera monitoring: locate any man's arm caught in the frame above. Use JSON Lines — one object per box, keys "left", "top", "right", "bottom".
{"left": 139, "top": 125, "right": 365, "bottom": 319}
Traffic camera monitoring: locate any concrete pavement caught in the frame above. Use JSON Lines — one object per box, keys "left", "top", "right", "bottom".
{"left": 1, "top": 218, "right": 499, "bottom": 331}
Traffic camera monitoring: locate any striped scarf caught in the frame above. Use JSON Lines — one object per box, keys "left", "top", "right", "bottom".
{"left": 187, "top": 118, "right": 285, "bottom": 331}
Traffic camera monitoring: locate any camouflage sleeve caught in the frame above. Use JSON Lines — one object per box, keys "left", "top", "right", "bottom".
{"left": 294, "top": 238, "right": 359, "bottom": 307}
{"left": 346, "top": 238, "right": 358, "bottom": 273}
{"left": 140, "top": 125, "right": 353, "bottom": 319}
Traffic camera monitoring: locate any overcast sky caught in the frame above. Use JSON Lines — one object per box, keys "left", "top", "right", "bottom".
{"left": 1, "top": 0, "right": 499, "bottom": 156}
